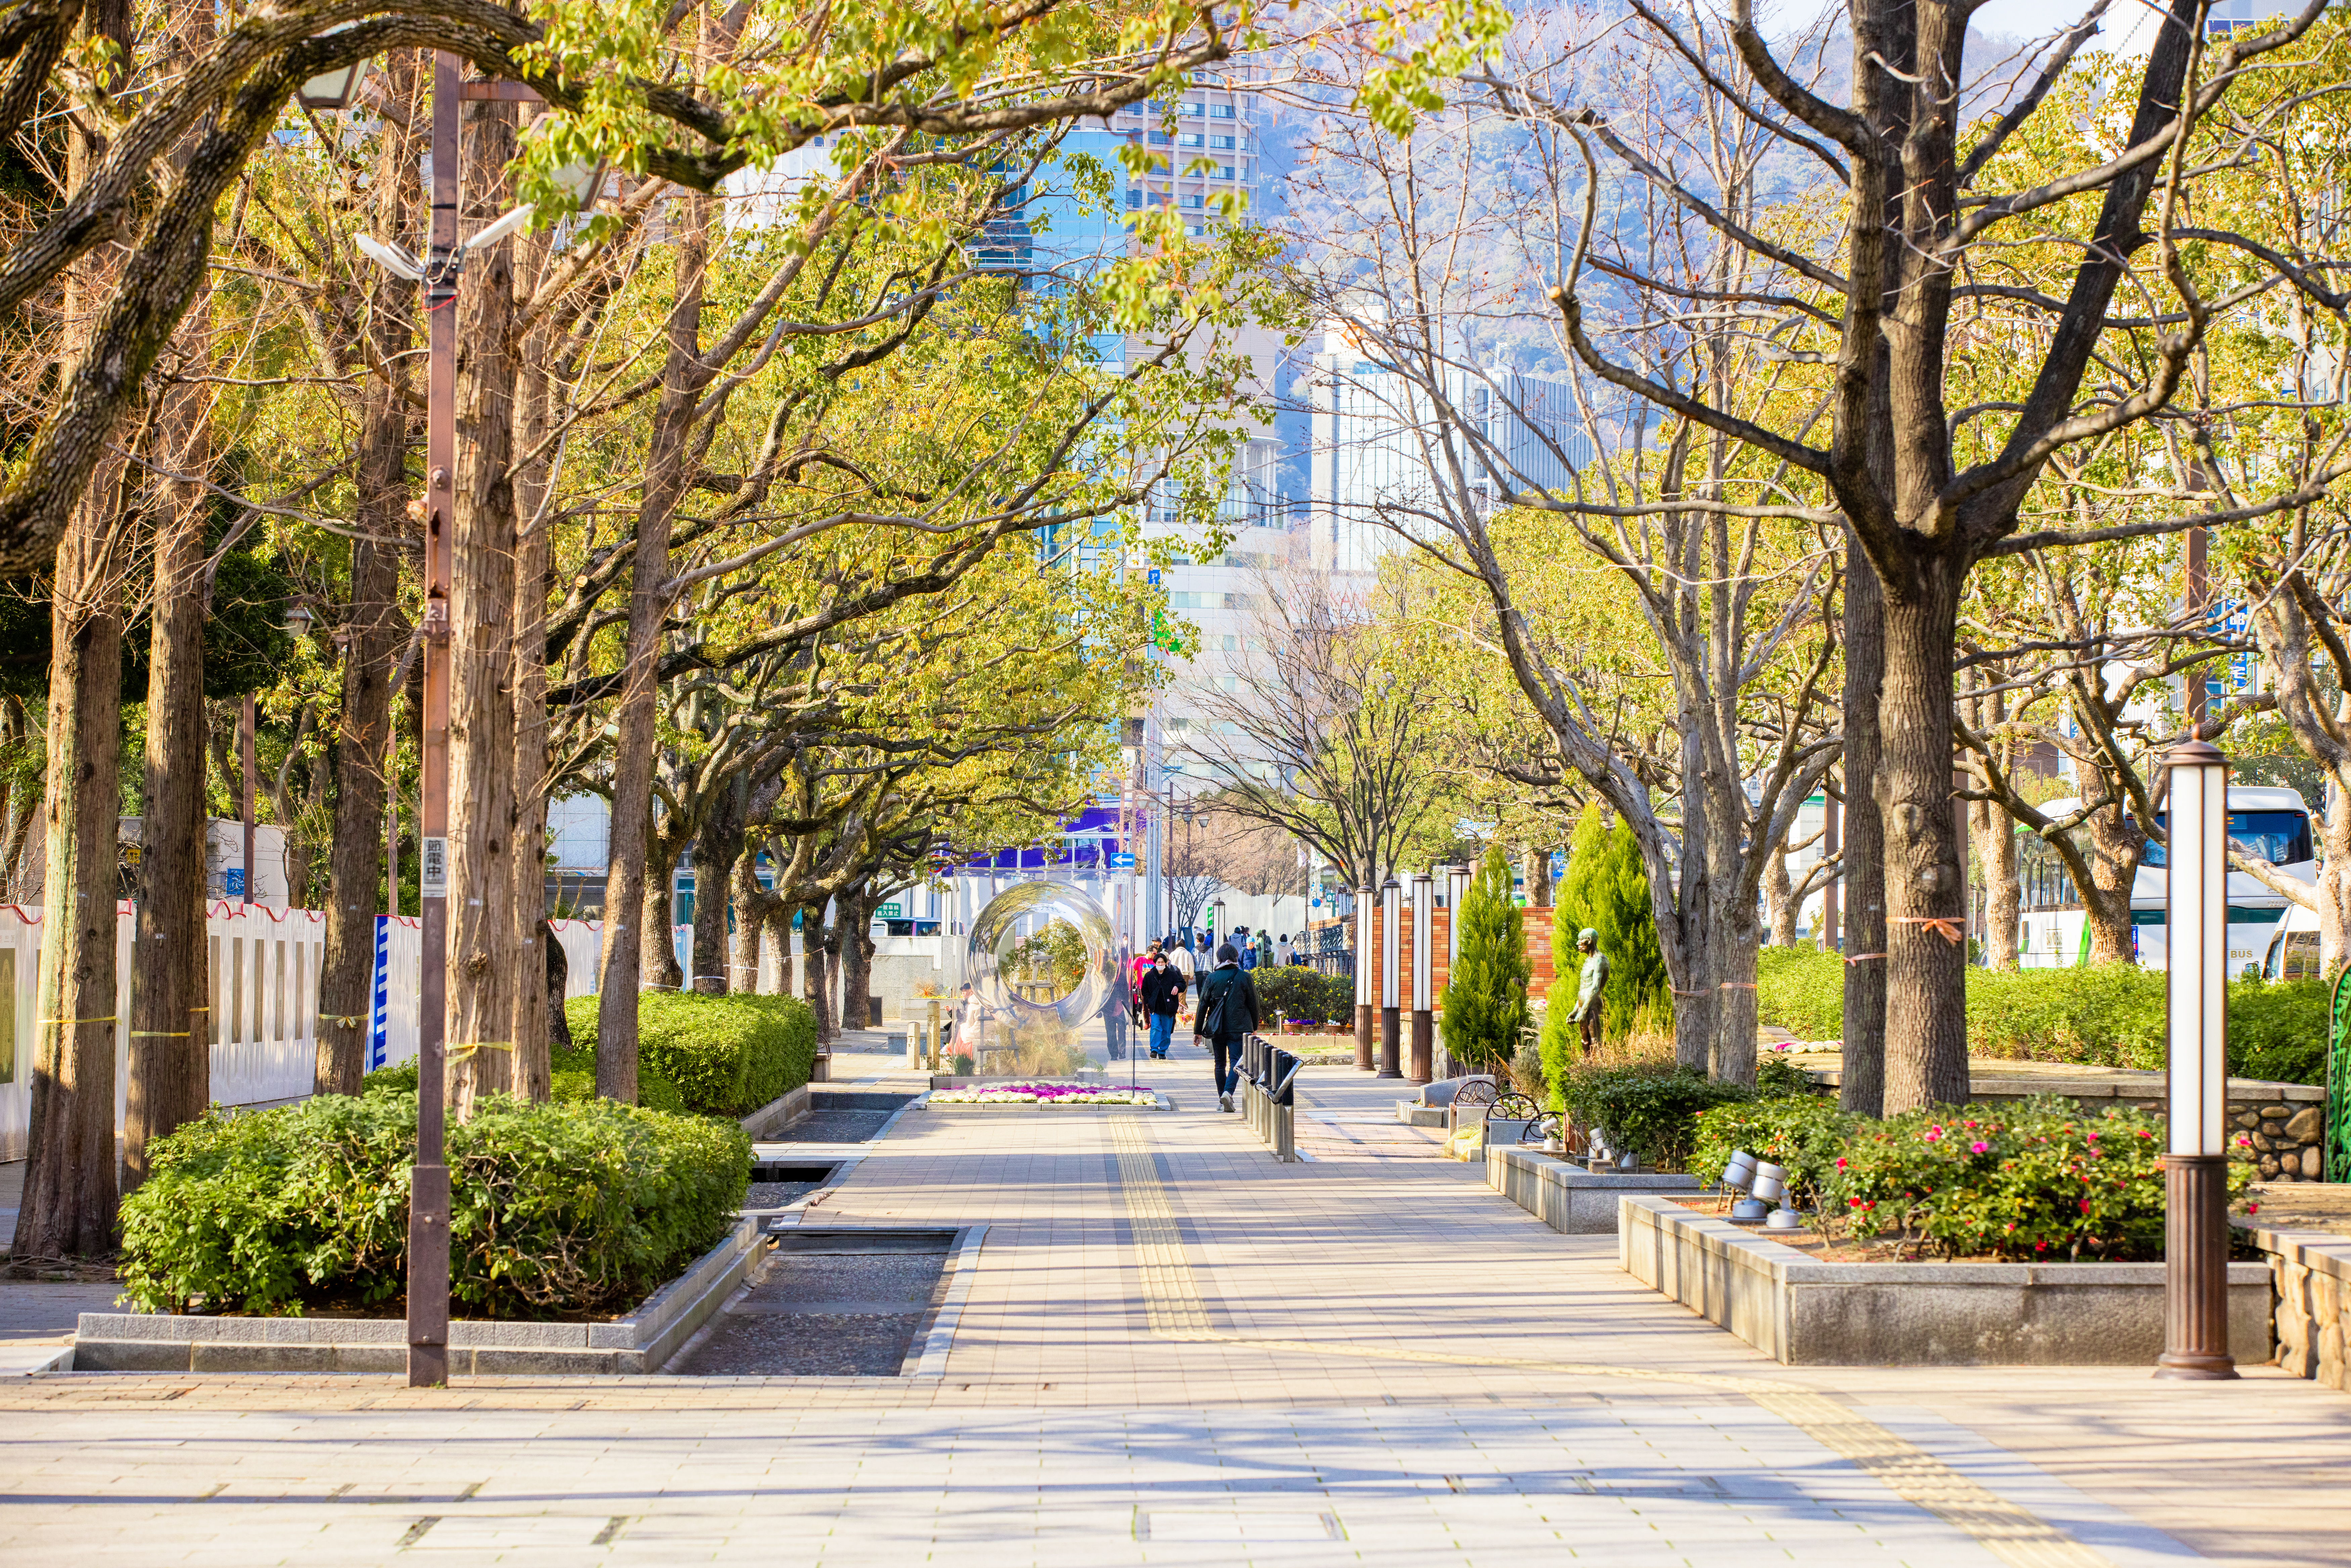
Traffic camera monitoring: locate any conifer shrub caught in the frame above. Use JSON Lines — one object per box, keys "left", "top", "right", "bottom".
{"left": 1545, "top": 803, "right": 1671, "bottom": 1063}
{"left": 118, "top": 1093, "right": 749, "bottom": 1318}
{"left": 1440, "top": 846, "right": 1532, "bottom": 1072}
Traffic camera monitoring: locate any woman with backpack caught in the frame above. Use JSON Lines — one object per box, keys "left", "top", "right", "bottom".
{"left": 1192, "top": 942, "right": 1262, "bottom": 1112}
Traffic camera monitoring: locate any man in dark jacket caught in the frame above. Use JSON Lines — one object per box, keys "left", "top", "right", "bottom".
{"left": 1193, "top": 942, "right": 1262, "bottom": 1112}
{"left": 1137, "top": 948, "right": 1187, "bottom": 1059}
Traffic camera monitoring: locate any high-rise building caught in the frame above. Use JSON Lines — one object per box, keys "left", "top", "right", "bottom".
{"left": 1306, "top": 322, "right": 1597, "bottom": 574}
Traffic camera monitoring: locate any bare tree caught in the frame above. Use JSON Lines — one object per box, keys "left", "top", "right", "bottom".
{"left": 1182, "top": 571, "right": 1448, "bottom": 892}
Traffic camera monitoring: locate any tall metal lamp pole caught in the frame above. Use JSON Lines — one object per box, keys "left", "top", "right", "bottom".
{"left": 1377, "top": 875, "right": 1402, "bottom": 1079}
{"left": 1354, "top": 881, "right": 1374, "bottom": 1072}
{"left": 1409, "top": 870, "right": 1433, "bottom": 1083}
{"left": 2157, "top": 738, "right": 2237, "bottom": 1380}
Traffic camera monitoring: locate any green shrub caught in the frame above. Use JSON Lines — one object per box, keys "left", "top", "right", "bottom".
{"left": 362, "top": 1050, "right": 690, "bottom": 1113}
{"left": 1753, "top": 1051, "right": 1819, "bottom": 1099}
{"left": 119, "top": 1093, "right": 749, "bottom": 1318}
{"left": 565, "top": 991, "right": 817, "bottom": 1115}
{"left": 1255, "top": 967, "right": 1352, "bottom": 1024}
{"left": 1755, "top": 947, "right": 1844, "bottom": 1040}
{"left": 1823, "top": 1096, "right": 2250, "bottom": 1261}
{"left": 1554, "top": 1059, "right": 1749, "bottom": 1171}
{"left": 1966, "top": 965, "right": 2166, "bottom": 1069}
{"left": 1753, "top": 951, "right": 2326, "bottom": 1087}
{"left": 1691, "top": 1095, "right": 1857, "bottom": 1208}
{"left": 2229, "top": 978, "right": 2327, "bottom": 1085}
{"left": 1441, "top": 846, "right": 1532, "bottom": 1072}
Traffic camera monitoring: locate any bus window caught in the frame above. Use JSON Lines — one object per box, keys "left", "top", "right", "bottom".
{"left": 2143, "top": 810, "right": 2312, "bottom": 868}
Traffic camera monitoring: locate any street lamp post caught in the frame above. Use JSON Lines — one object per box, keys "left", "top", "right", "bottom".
{"left": 1377, "top": 875, "right": 1402, "bottom": 1079}
{"left": 2157, "top": 739, "right": 2238, "bottom": 1380}
{"left": 1445, "top": 862, "right": 1471, "bottom": 970}
{"left": 1409, "top": 871, "right": 1433, "bottom": 1083}
{"left": 1354, "top": 880, "right": 1374, "bottom": 1072}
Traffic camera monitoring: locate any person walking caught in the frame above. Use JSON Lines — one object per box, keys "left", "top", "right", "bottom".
{"left": 1130, "top": 940, "right": 1160, "bottom": 1025}
{"left": 1194, "top": 941, "right": 1261, "bottom": 1112}
{"left": 1274, "top": 932, "right": 1293, "bottom": 968}
{"left": 1568, "top": 927, "right": 1609, "bottom": 1055}
{"left": 1235, "top": 925, "right": 1256, "bottom": 971}
{"left": 1138, "top": 947, "right": 1186, "bottom": 1060}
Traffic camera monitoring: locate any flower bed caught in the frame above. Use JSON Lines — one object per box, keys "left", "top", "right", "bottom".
{"left": 928, "top": 1081, "right": 1159, "bottom": 1106}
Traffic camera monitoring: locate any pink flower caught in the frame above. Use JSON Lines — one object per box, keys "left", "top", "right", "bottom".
{"left": 1923, "top": 1126, "right": 1944, "bottom": 1143}
{"left": 1969, "top": 1141, "right": 1989, "bottom": 1154}
{"left": 1834, "top": 1157, "right": 1848, "bottom": 1169}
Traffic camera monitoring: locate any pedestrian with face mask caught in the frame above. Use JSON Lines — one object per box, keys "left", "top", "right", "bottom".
{"left": 1137, "top": 945, "right": 1187, "bottom": 1059}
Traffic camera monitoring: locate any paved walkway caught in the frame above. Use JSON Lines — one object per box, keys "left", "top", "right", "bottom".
{"left": 3, "top": 1040, "right": 2350, "bottom": 1566}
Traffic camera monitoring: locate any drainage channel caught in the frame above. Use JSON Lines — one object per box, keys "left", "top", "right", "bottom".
{"left": 668, "top": 1227, "right": 976, "bottom": 1376}
{"left": 773, "top": 1088, "right": 918, "bottom": 1145}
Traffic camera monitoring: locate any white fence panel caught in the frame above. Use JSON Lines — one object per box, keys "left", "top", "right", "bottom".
{"left": 0, "top": 901, "right": 322, "bottom": 1163}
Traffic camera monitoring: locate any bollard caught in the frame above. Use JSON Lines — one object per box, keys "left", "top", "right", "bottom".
{"left": 1270, "top": 1046, "right": 1299, "bottom": 1162}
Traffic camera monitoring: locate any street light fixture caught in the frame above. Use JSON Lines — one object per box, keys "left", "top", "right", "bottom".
{"left": 1377, "top": 875, "right": 1402, "bottom": 1079}
{"left": 297, "top": 44, "right": 370, "bottom": 110}
{"left": 2157, "top": 738, "right": 2238, "bottom": 1380}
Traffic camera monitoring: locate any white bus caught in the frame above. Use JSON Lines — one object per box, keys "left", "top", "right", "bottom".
{"left": 2015, "top": 786, "right": 2317, "bottom": 976}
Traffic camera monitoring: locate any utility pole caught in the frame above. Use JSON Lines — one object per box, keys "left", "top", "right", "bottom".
{"left": 408, "top": 49, "right": 460, "bottom": 1391}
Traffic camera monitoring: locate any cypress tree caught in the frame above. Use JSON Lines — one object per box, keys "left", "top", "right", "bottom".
{"left": 1439, "top": 846, "right": 1531, "bottom": 1073}
{"left": 1545, "top": 802, "right": 1672, "bottom": 1062}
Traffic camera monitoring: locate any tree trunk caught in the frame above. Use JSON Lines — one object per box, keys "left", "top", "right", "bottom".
{"left": 730, "top": 849, "right": 773, "bottom": 995}
{"left": 1840, "top": 532, "right": 1888, "bottom": 1117}
{"left": 838, "top": 884, "right": 874, "bottom": 1030}
{"left": 1877, "top": 563, "right": 1970, "bottom": 1114}
{"left": 1765, "top": 846, "right": 1796, "bottom": 947}
{"left": 125, "top": 377, "right": 212, "bottom": 1185}
{"left": 1711, "top": 906, "right": 1759, "bottom": 1088}
{"left": 594, "top": 195, "right": 710, "bottom": 1102}
{"left": 15, "top": 23, "right": 131, "bottom": 1255}
{"left": 2318, "top": 783, "right": 2351, "bottom": 981}
{"left": 1520, "top": 846, "right": 1551, "bottom": 907}
{"left": 446, "top": 103, "right": 520, "bottom": 1122}
{"left": 543, "top": 920, "right": 569, "bottom": 1050}
{"left": 690, "top": 778, "right": 745, "bottom": 994}
{"left": 506, "top": 231, "right": 553, "bottom": 1101}
{"left": 1974, "top": 797, "right": 2021, "bottom": 970}
{"left": 14, "top": 481, "right": 125, "bottom": 1260}
{"left": 641, "top": 852, "right": 683, "bottom": 992}
{"left": 801, "top": 902, "right": 835, "bottom": 1040}
{"left": 316, "top": 439, "right": 403, "bottom": 1095}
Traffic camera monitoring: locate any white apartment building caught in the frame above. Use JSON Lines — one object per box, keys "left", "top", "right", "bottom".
{"left": 1307, "top": 322, "right": 1597, "bottom": 573}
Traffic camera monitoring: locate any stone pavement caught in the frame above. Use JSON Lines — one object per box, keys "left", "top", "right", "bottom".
{"left": 4, "top": 1037, "right": 2351, "bottom": 1566}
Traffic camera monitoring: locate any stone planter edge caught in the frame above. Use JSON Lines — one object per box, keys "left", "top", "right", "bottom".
{"left": 1619, "top": 1193, "right": 2270, "bottom": 1366}
{"left": 72, "top": 1216, "right": 763, "bottom": 1376}
{"left": 739, "top": 1083, "right": 811, "bottom": 1140}
{"left": 1487, "top": 1147, "right": 1701, "bottom": 1234}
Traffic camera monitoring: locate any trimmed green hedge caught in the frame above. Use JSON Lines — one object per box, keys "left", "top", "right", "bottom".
{"left": 119, "top": 1093, "right": 749, "bottom": 1318}
{"left": 362, "top": 1050, "right": 689, "bottom": 1114}
{"left": 565, "top": 991, "right": 818, "bottom": 1116}
{"left": 1255, "top": 967, "right": 1354, "bottom": 1025}
{"left": 1755, "top": 948, "right": 2327, "bottom": 1084}
{"left": 1551, "top": 1059, "right": 1750, "bottom": 1171}
{"left": 1691, "top": 1095, "right": 1858, "bottom": 1209}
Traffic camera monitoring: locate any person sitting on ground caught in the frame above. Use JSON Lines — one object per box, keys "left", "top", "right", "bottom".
{"left": 1137, "top": 946, "right": 1187, "bottom": 1060}
{"left": 1193, "top": 941, "right": 1263, "bottom": 1113}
